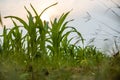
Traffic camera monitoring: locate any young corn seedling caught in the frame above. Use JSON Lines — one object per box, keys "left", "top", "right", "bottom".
{"left": 47, "top": 11, "right": 84, "bottom": 67}
{"left": 4, "top": 3, "right": 57, "bottom": 61}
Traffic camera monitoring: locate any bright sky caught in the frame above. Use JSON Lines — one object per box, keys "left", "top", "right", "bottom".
{"left": 0, "top": 0, "right": 96, "bottom": 25}
{"left": 0, "top": 0, "right": 120, "bottom": 54}
{"left": 0, "top": 0, "right": 118, "bottom": 26}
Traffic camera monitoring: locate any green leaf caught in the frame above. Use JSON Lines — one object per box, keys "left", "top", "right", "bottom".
{"left": 39, "top": 2, "right": 58, "bottom": 17}
{"left": 0, "top": 13, "right": 3, "bottom": 26}
{"left": 4, "top": 16, "right": 28, "bottom": 30}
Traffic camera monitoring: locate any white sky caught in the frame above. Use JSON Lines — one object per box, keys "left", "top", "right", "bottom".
{"left": 0, "top": 0, "right": 120, "bottom": 54}
{"left": 0, "top": 0, "right": 118, "bottom": 26}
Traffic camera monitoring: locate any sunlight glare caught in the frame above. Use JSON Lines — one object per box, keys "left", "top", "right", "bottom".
{"left": 40, "top": 13, "right": 50, "bottom": 22}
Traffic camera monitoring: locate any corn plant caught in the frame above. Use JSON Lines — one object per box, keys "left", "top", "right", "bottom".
{"left": 2, "top": 27, "right": 12, "bottom": 55}
{"left": 46, "top": 11, "right": 84, "bottom": 67}
{"left": 2, "top": 3, "right": 85, "bottom": 68}
{"left": 4, "top": 3, "right": 57, "bottom": 61}
{"left": 75, "top": 45, "right": 105, "bottom": 69}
